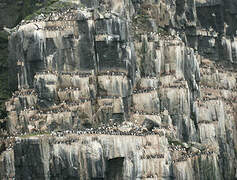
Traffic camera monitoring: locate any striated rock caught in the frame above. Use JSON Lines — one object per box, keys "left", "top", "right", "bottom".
{"left": 5, "top": 134, "right": 223, "bottom": 180}
{"left": 0, "top": 150, "right": 15, "bottom": 180}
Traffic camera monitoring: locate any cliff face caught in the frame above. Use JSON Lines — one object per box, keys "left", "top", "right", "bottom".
{"left": 0, "top": 0, "right": 63, "bottom": 128}
{"left": 0, "top": 0, "right": 237, "bottom": 179}
{"left": 11, "top": 135, "right": 222, "bottom": 180}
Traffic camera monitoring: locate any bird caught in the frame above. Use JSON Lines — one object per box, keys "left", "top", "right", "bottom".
{"left": 34, "top": 24, "right": 41, "bottom": 30}
{"left": 3, "top": 26, "right": 14, "bottom": 35}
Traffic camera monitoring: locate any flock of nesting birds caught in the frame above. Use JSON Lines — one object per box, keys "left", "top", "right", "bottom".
{"left": 199, "top": 63, "right": 237, "bottom": 104}
{"left": 35, "top": 70, "right": 136, "bottom": 78}
{"left": 131, "top": 109, "right": 160, "bottom": 115}
{"left": 132, "top": 87, "right": 158, "bottom": 94}
{"left": 9, "top": 62, "right": 235, "bottom": 131}
{"left": 9, "top": 65, "right": 223, "bottom": 126}
{"left": 12, "top": 89, "right": 36, "bottom": 97}
{"left": 4, "top": 123, "right": 215, "bottom": 165}
{"left": 140, "top": 153, "right": 165, "bottom": 159}
{"left": 19, "top": 7, "right": 79, "bottom": 26}
{"left": 2, "top": 3, "right": 232, "bottom": 176}
{"left": 50, "top": 125, "right": 167, "bottom": 137}
{"left": 36, "top": 70, "right": 93, "bottom": 77}
{"left": 6, "top": 119, "right": 173, "bottom": 139}
{"left": 2, "top": 124, "right": 168, "bottom": 152}
{"left": 169, "top": 144, "right": 215, "bottom": 163}
{"left": 4, "top": 78, "right": 220, "bottom": 166}
{"left": 5, "top": 3, "right": 234, "bottom": 157}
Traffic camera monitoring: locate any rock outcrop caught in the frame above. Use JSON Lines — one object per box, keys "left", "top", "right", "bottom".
{"left": 0, "top": 0, "right": 236, "bottom": 179}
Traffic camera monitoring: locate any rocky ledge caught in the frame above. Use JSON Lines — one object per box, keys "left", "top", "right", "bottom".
{"left": 1, "top": 132, "right": 221, "bottom": 180}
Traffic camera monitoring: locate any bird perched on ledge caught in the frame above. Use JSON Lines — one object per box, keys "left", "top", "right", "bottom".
{"left": 3, "top": 26, "right": 14, "bottom": 35}
{"left": 34, "top": 24, "right": 42, "bottom": 30}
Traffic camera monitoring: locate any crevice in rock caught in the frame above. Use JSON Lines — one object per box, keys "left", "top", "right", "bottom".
{"left": 105, "top": 157, "right": 124, "bottom": 180}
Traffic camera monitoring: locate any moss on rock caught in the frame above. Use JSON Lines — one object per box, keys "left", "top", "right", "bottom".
{"left": 25, "top": 1, "right": 76, "bottom": 20}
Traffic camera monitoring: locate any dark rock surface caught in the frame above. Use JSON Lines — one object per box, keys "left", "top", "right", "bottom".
{"left": 0, "top": 0, "right": 237, "bottom": 179}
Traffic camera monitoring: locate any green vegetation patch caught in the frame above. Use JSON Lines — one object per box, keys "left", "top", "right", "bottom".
{"left": 20, "top": 132, "right": 50, "bottom": 138}
{"left": 20, "top": 0, "right": 59, "bottom": 20}
{"left": 25, "top": 1, "right": 76, "bottom": 20}
{"left": 168, "top": 138, "right": 186, "bottom": 147}
{"left": 157, "top": 27, "right": 169, "bottom": 35}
